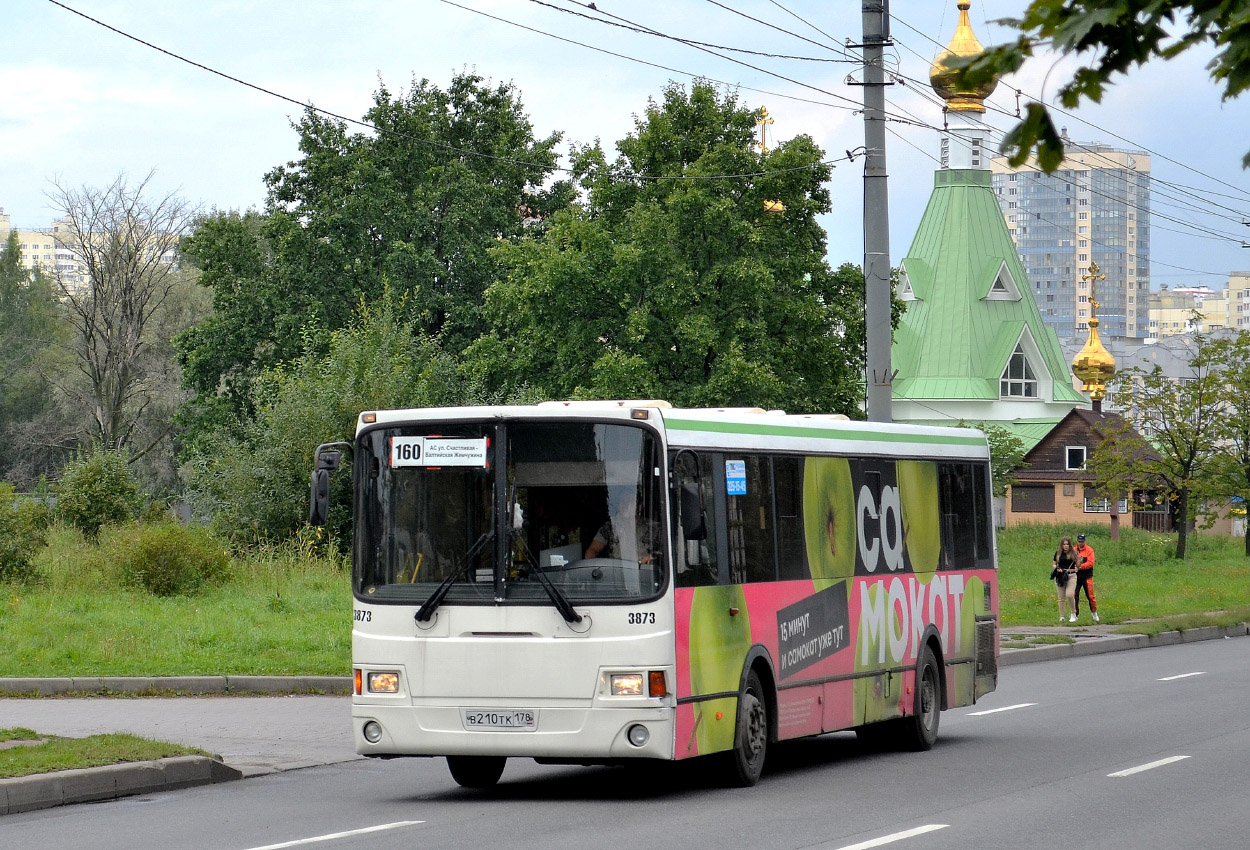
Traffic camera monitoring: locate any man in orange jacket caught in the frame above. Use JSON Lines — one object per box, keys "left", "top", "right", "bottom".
{"left": 1073, "top": 532, "right": 1099, "bottom": 623}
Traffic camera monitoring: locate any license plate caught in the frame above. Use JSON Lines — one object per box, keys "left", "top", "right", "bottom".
{"left": 462, "top": 709, "right": 537, "bottom": 730}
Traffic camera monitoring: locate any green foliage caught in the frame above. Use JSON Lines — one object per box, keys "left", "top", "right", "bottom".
{"left": 1205, "top": 331, "right": 1250, "bottom": 557}
{"left": 955, "top": 1, "right": 1250, "bottom": 168}
{"left": 468, "top": 81, "right": 870, "bottom": 414}
{"left": 1089, "top": 332, "right": 1224, "bottom": 559}
{"left": 55, "top": 447, "right": 144, "bottom": 539}
{"left": 0, "top": 483, "right": 50, "bottom": 583}
{"left": 107, "top": 522, "right": 231, "bottom": 597}
{"left": 184, "top": 293, "right": 485, "bottom": 543}
{"left": 0, "top": 232, "right": 64, "bottom": 486}
{"left": 175, "top": 72, "right": 569, "bottom": 434}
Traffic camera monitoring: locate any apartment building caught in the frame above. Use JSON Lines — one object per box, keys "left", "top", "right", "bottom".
{"left": 991, "top": 140, "right": 1151, "bottom": 355}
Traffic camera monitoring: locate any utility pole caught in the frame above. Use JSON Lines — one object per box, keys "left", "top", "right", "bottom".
{"left": 859, "top": 0, "right": 894, "bottom": 422}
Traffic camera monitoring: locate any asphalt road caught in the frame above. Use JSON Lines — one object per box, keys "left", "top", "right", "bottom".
{"left": 2, "top": 636, "right": 1247, "bottom": 850}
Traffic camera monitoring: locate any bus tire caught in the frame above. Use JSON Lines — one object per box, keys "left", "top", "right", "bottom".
{"left": 729, "top": 669, "right": 768, "bottom": 786}
{"left": 447, "top": 755, "right": 506, "bottom": 788}
{"left": 899, "top": 645, "right": 941, "bottom": 752}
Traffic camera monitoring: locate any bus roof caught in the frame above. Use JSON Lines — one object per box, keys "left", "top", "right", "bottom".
{"left": 358, "top": 401, "right": 990, "bottom": 461}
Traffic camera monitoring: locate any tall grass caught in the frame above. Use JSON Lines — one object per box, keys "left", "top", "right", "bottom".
{"left": 0, "top": 523, "right": 350, "bottom": 677}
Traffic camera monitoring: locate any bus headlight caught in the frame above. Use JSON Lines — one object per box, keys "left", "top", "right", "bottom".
{"left": 362, "top": 721, "right": 383, "bottom": 744}
{"left": 367, "top": 671, "right": 400, "bottom": 693}
{"left": 627, "top": 725, "right": 650, "bottom": 747}
{"left": 611, "top": 674, "right": 644, "bottom": 696}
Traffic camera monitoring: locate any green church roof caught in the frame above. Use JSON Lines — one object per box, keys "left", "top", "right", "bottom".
{"left": 894, "top": 169, "right": 1085, "bottom": 406}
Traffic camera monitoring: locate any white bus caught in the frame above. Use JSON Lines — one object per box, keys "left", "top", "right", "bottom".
{"left": 310, "top": 400, "right": 999, "bottom": 788}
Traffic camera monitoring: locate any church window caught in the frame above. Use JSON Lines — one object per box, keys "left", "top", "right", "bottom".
{"left": 1000, "top": 345, "right": 1038, "bottom": 398}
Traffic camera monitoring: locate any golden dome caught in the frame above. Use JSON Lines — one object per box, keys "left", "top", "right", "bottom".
{"left": 1072, "top": 263, "right": 1116, "bottom": 402}
{"left": 930, "top": 1, "right": 998, "bottom": 113}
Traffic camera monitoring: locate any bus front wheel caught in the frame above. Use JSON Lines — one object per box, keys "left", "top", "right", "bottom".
{"left": 729, "top": 669, "right": 768, "bottom": 786}
{"left": 447, "top": 755, "right": 506, "bottom": 788}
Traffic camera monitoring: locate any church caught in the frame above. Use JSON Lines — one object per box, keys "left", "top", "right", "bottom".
{"left": 890, "top": 1, "right": 1090, "bottom": 451}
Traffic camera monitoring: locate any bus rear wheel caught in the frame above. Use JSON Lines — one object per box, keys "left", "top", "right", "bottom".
{"left": 730, "top": 669, "right": 768, "bottom": 786}
{"left": 447, "top": 755, "right": 506, "bottom": 788}
{"left": 899, "top": 646, "right": 941, "bottom": 751}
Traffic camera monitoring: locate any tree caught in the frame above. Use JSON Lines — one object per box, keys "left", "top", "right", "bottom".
{"left": 1088, "top": 333, "right": 1223, "bottom": 558}
{"left": 0, "top": 232, "right": 64, "bottom": 484}
{"left": 184, "top": 293, "right": 487, "bottom": 543}
{"left": 1207, "top": 331, "right": 1250, "bottom": 556}
{"left": 958, "top": 1, "right": 1250, "bottom": 169}
{"left": 467, "top": 80, "right": 871, "bottom": 414}
{"left": 175, "top": 73, "right": 570, "bottom": 429}
{"left": 48, "top": 172, "right": 198, "bottom": 455}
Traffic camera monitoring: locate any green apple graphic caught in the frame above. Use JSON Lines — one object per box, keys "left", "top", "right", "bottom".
{"left": 802, "top": 456, "right": 856, "bottom": 583}
{"left": 688, "top": 584, "right": 752, "bottom": 754}
{"left": 896, "top": 460, "right": 941, "bottom": 573}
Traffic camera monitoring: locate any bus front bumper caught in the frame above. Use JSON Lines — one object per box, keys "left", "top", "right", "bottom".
{"left": 352, "top": 702, "right": 676, "bottom": 761}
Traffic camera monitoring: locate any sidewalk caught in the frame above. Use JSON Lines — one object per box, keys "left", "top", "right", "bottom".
{"left": 3, "top": 623, "right": 1247, "bottom": 815}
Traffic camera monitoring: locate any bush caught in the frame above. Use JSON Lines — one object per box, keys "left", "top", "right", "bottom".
{"left": 56, "top": 447, "right": 144, "bottom": 539}
{"left": 0, "top": 483, "right": 50, "bottom": 583}
{"left": 110, "top": 523, "right": 231, "bottom": 596}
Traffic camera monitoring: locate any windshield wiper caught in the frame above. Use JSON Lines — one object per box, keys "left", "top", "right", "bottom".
{"left": 513, "top": 531, "right": 583, "bottom": 625}
{"left": 415, "top": 531, "right": 494, "bottom": 623}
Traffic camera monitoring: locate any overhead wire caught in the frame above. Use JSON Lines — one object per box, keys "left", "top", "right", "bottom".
{"left": 46, "top": 0, "right": 849, "bottom": 184}
{"left": 543, "top": 0, "right": 872, "bottom": 115}
{"left": 889, "top": 8, "right": 1250, "bottom": 202}
{"left": 529, "top": 0, "right": 856, "bottom": 64}
{"left": 45, "top": 0, "right": 1250, "bottom": 270}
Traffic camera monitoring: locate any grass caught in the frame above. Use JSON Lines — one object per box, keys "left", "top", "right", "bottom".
{"left": 0, "top": 523, "right": 350, "bottom": 677}
{"left": 0, "top": 727, "right": 206, "bottom": 778}
{"left": 0, "top": 521, "right": 1247, "bottom": 679}
{"left": 995, "top": 523, "right": 1250, "bottom": 631}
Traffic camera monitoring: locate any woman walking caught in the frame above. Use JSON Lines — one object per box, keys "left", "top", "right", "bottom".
{"left": 1051, "top": 536, "right": 1079, "bottom": 623}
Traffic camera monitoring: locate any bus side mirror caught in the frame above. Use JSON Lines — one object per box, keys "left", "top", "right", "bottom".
{"left": 679, "top": 481, "right": 707, "bottom": 541}
{"left": 309, "top": 447, "right": 345, "bottom": 526}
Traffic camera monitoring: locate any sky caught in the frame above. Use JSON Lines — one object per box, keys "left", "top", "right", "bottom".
{"left": 4, "top": 0, "right": 1250, "bottom": 287}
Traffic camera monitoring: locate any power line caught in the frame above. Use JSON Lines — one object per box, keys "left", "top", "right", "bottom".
{"left": 700, "top": 0, "right": 860, "bottom": 63}
{"left": 47, "top": 0, "right": 849, "bottom": 185}
{"left": 529, "top": 0, "right": 855, "bottom": 64}
{"left": 536, "top": 0, "right": 869, "bottom": 113}
{"left": 437, "top": 0, "right": 864, "bottom": 115}
{"left": 889, "top": 9, "right": 1250, "bottom": 202}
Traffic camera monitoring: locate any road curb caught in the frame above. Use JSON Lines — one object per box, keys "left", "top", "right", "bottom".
{"left": 0, "top": 755, "right": 241, "bottom": 815}
{"left": 0, "top": 675, "right": 352, "bottom": 697}
{"left": 999, "top": 621, "right": 1250, "bottom": 666}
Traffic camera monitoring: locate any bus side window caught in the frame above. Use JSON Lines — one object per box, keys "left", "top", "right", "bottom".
{"left": 773, "top": 456, "right": 807, "bottom": 581}
{"left": 938, "top": 462, "right": 992, "bottom": 570}
{"left": 728, "top": 456, "right": 775, "bottom": 584}
{"left": 674, "top": 453, "right": 719, "bottom": 587}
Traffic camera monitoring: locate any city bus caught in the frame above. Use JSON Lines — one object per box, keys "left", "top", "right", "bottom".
{"left": 309, "top": 400, "right": 999, "bottom": 788}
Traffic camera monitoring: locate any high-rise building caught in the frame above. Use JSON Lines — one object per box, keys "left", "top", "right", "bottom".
{"left": 991, "top": 142, "right": 1151, "bottom": 353}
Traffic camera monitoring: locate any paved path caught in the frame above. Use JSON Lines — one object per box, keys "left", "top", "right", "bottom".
{"left": 0, "top": 695, "right": 359, "bottom": 777}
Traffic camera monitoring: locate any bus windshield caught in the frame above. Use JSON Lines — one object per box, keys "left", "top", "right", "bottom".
{"left": 354, "top": 420, "right": 665, "bottom": 606}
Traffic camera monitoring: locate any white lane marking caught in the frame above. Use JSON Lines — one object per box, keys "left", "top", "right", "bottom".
{"left": 1158, "top": 671, "right": 1206, "bottom": 681}
{"left": 1108, "top": 756, "right": 1191, "bottom": 778}
{"left": 966, "top": 703, "right": 1037, "bottom": 716}
{"left": 243, "top": 821, "right": 424, "bottom": 850}
{"left": 830, "top": 824, "right": 949, "bottom": 850}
